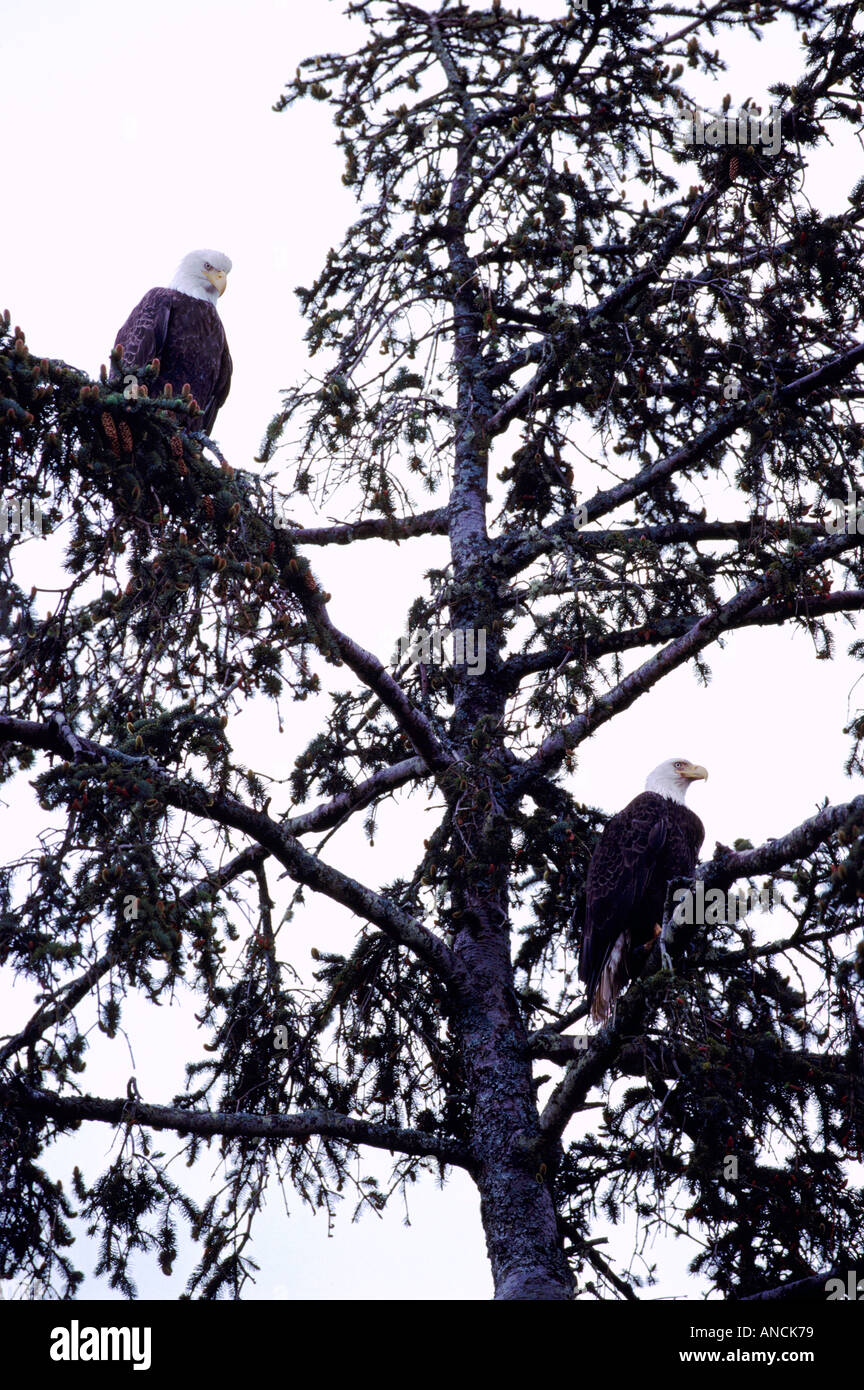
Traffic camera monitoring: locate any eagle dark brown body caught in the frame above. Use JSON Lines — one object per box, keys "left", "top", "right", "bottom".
{"left": 579, "top": 790, "right": 705, "bottom": 1022}
{"left": 113, "top": 287, "right": 232, "bottom": 435}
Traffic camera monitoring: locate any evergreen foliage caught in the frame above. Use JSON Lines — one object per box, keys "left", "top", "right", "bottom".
{"left": 2, "top": 0, "right": 864, "bottom": 1299}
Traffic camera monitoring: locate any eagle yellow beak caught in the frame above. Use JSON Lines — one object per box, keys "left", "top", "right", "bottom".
{"left": 682, "top": 763, "right": 708, "bottom": 782}
{"left": 205, "top": 268, "right": 228, "bottom": 297}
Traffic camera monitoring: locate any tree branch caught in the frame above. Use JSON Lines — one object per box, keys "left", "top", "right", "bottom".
{"left": 280, "top": 507, "right": 448, "bottom": 546}
{"left": 539, "top": 977, "right": 657, "bottom": 1146}
{"left": 738, "top": 1266, "right": 846, "bottom": 1301}
{"left": 484, "top": 181, "right": 727, "bottom": 433}
{"left": 495, "top": 516, "right": 829, "bottom": 582}
{"left": 3, "top": 1081, "right": 472, "bottom": 1170}
{"left": 696, "top": 791, "right": 864, "bottom": 892}
{"left": 0, "top": 841, "right": 279, "bottom": 1068}
{"left": 273, "top": 535, "right": 452, "bottom": 773}
{"left": 284, "top": 756, "right": 427, "bottom": 836}
{"left": 0, "top": 715, "right": 460, "bottom": 985}
{"left": 500, "top": 589, "right": 864, "bottom": 691}
{"left": 517, "top": 527, "right": 864, "bottom": 783}
{"left": 0, "top": 949, "right": 117, "bottom": 1069}
{"left": 577, "top": 341, "right": 864, "bottom": 531}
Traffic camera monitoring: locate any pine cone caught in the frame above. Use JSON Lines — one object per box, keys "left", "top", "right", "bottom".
{"left": 101, "top": 411, "right": 121, "bottom": 459}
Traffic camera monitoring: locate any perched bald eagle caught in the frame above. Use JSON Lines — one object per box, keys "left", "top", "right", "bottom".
{"left": 579, "top": 758, "right": 708, "bottom": 1024}
{"left": 112, "top": 249, "right": 233, "bottom": 434}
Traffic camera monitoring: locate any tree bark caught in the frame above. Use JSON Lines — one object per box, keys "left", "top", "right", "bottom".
{"left": 455, "top": 932, "right": 575, "bottom": 1299}
{"left": 442, "top": 105, "right": 573, "bottom": 1298}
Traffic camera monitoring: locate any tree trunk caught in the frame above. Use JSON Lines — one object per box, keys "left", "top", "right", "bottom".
{"left": 441, "top": 125, "right": 573, "bottom": 1299}
{"left": 454, "top": 927, "right": 574, "bottom": 1300}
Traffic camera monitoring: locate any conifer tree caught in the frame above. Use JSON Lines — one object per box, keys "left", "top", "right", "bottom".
{"left": 2, "top": 0, "right": 864, "bottom": 1300}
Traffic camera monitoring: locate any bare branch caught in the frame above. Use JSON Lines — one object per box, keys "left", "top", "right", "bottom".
{"left": 281, "top": 507, "right": 448, "bottom": 546}
{"left": 4, "top": 1081, "right": 472, "bottom": 1169}
{"left": 697, "top": 792, "right": 864, "bottom": 892}
{"left": 501, "top": 589, "right": 864, "bottom": 691}
{"left": 495, "top": 517, "right": 829, "bottom": 582}
{"left": 275, "top": 544, "right": 452, "bottom": 771}
{"left": 284, "top": 755, "right": 427, "bottom": 836}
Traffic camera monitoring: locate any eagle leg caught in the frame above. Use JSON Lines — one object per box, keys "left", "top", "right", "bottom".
{"left": 658, "top": 919, "right": 673, "bottom": 973}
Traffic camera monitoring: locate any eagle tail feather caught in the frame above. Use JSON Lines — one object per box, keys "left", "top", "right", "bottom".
{"left": 590, "top": 930, "right": 631, "bottom": 1024}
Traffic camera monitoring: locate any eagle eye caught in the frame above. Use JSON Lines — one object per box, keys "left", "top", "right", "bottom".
{"left": 204, "top": 262, "right": 214, "bottom": 271}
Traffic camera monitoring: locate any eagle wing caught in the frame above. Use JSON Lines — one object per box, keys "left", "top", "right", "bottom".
{"left": 579, "top": 792, "right": 705, "bottom": 1014}
{"left": 113, "top": 287, "right": 173, "bottom": 375}
{"left": 579, "top": 793, "right": 670, "bottom": 1003}
{"left": 202, "top": 338, "right": 233, "bottom": 435}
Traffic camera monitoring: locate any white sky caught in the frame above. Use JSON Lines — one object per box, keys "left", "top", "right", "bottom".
{"left": 2, "top": 0, "right": 863, "bottom": 1300}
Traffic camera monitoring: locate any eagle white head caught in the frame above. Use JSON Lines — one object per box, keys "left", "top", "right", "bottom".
{"left": 645, "top": 757, "right": 708, "bottom": 805}
{"left": 169, "top": 249, "right": 232, "bottom": 304}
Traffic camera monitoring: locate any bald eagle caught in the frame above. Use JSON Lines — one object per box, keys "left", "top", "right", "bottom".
{"left": 112, "top": 249, "right": 233, "bottom": 434}
{"left": 579, "top": 758, "right": 708, "bottom": 1024}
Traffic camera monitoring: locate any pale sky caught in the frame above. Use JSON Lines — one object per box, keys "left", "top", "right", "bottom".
{"left": 2, "top": 0, "right": 863, "bottom": 1300}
